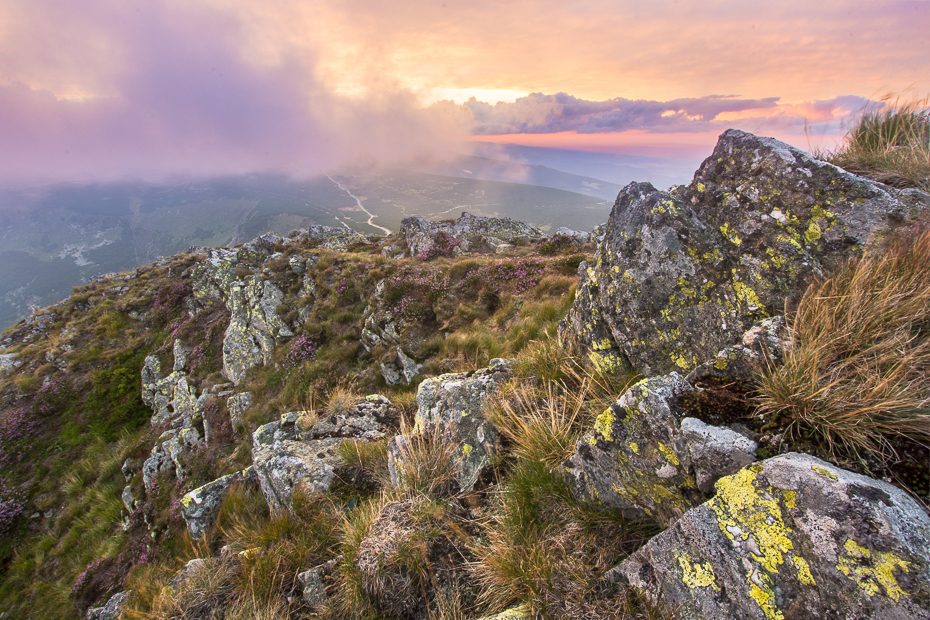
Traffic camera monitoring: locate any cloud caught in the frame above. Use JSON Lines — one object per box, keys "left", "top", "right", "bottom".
{"left": 456, "top": 92, "right": 872, "bottom": 138}
{"left": 0, "top": 0, "right": 470, "bottom": 185}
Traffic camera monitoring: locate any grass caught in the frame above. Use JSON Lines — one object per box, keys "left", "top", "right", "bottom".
{"left": 755, "top": 224, "right": 930, "bottom": 458}
{"left": 826, "top": 95, "right": 930, "bottom": 192}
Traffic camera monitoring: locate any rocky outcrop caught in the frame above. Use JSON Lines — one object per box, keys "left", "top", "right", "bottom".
{"left": 561, "top": 129, "right": 930, "bottom": 376}
{"left": 141, "top": 343, "right": 209, "bottom": 427}
{"left": 380, "top": 347, "right": 422, "bottom": 386}
{"left": 142, "top": 427, "right": 204, "bottom": 487}
{"left": 410, "top": 358, "right": 513, "bottom": 492}
{"left": 611, "top": 453, "right": 930, "bottom": 620}
{"left": 564, "top": 371, "right": 757, "bottom": 526}
{"left": 401, "top": 212, "right": 544, "bottom": 257}
{"left": 223, "top": 277, "right": 293, "bottom": 384}
{"left": 226, "top": 391, "right": 253, "bottom": 429}
{"left": 287, "top": 225, "right": 366, "bottom": 250}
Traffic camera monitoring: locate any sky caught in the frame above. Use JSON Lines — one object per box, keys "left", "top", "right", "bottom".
{"left": 0, "top": 0, "right": 927, "bottom": 185}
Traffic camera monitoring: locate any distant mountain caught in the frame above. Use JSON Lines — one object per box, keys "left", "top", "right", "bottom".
{"left": 410, "top": 154, "right": 626, "bottom": 200}
{"left": 0, "top": 172, "right": 610, "bottom": 329}
{"left": 470, "top": 142, "right": 703, "bottom": 190}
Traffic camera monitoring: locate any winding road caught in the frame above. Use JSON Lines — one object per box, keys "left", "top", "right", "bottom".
{"left": 326, "top": 175, "right": 392, "bottom": 235}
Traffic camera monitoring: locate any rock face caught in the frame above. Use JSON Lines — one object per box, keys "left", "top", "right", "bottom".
{"left": 412, "top": 358, "right": 513, "bottom": 491}
{"left": 561, "top": 129, "right": 930, "bottom": 376}
{"left": 287, "top": 225, "right": 366, "bottom": 250}
{"left": 401, "top": 212, "right": 544, "bottom": 257}
{"left": 612, "top": 453, "right": 930, "bottom": 620}
{"left": 564, "top": 372, "right": 757, "bottom": 526}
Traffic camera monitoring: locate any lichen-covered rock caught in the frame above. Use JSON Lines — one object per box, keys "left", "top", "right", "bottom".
{"left": 611, "top": 453, "right": 930, "bottom": 620}
{"left": 564, "top": 373, "right": 757, "bottom": 526}
{"left": 680, "top": 418, "right": 758, "bottom": 494}
{"left": 561, "top": 130, "right": 930, "bottom": 376}
{"left": 251, "top": 401, "right": 391, "bottom": 513}
{"left": 401, "top": 212, "right": 544, "bottom": 257}
{"left": 0, "top": 353, "right": 22, "bottom": 374}
{"left": 142, "top": 427, "right": 204, "bottom": 486}
{"left": 85, "top": 590, "right": 130, "bottom": 620}
{"left": 686, "top": 316, "right": 790, "bottom": 386}
{"left": 223, "top": 277, "right": 293, "bottom": 384}
{"left": 297, "top": 556, "right": 342, "bottom": 608}
{"left": 412, "top": 358, "right": 513, "bottom": 491}
{"left": 226, "top": 391, "right": 253, "bottom": 429}
{"left": 380, "top": 347, "right": 422, "bottom": 386}
{"left": 180, "top": 468, "right": 251, "bottom": 539}
{"left": 141, "top": 348, "right": 208, "bottom": 427}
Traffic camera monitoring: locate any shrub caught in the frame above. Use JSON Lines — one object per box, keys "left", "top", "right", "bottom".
{"left": 756, "top": 225, "right": 930, "bottom": 457}
{"left": 418, "top": 231, "right": 461, "bottom": 260}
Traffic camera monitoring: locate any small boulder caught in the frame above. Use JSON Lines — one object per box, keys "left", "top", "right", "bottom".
{"left": 180, "top": 469, "right": 251, "bottom": 539}
{"left": 413, "top": 358, "right": 513, "bottom": 491}
{"left": 85, "top": 591, "right": 130, "bottom": 620}
{"left": 611, "top": 453, "right": 930, "bottom": 620}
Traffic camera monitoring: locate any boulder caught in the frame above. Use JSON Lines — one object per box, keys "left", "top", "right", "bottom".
{"left": 85, "top": 590, "right": 130, "bottom": 620}
{"left": 297, "top": 556, "right": 342, "bottom": 608}
{"left": 412, "top": 358, "right": 513, "bottom": 492}
{"left": 561, "top": 129, "right": 930, "bottom": 376}
{"left": 611, "top": 453, "right": 930, "bottom": 620}
{"left": 180, "top": 468, "right": 252, "bottom": 539}
{"left": 288, "top": 225, "right": 366, "bottom": 250}
{"left": 401, "top": 212, "right": 544, "bottom": 257}
{"left": 251, "top": 402, "right": 390, "bottom": 513}
{"left": 380, "top": 347, "right": 422, "bottom": 386}
{"left": 564, "top": 373, "right": 757, "bottom": 526}
{"left": 142, "top": 427, "right": 204, "bottom": 486}
{"left": 141, "top": 349, "right": 208, "bottom": 427}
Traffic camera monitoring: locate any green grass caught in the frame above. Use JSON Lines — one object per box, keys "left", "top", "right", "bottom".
{"left": 827, "top": 95, "right": 930, "bottom": 192}
{"left": 755, "top": 224, "right": 930, "bottom": 457}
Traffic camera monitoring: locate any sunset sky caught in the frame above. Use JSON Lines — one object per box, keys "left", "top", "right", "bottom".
{"left": 0, "top": 0, "right": 927, "bottom": 184}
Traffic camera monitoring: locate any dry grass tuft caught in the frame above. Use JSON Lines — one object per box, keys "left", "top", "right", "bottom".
{"left": 325, "top": 385, "right": 361, "bottom": 417}
{"left": 756, "top": 225, "right": 930, "bottom": 457}
{"left": 827, "top": 95, "right": 930, "bottom": 192}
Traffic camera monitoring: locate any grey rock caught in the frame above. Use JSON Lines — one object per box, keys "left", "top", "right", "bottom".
{"left": 396, "top": 348, "right": 422, "bottom": 384}
{"left": 563, "top": 373, "right": 701, "bottom": 524}
{"left": 412, "top": 358, "right": 513, "bottom": 491}
{"left": 297, "top": 556, "right": 342, "bottom": 607}
{"left": 611, "top": 453, "right": 930, "bottom": 620}
{"left": 222, "top": 277, "right": 293, "bottom": 384}
{"left": 180, "top": 469, "right": 251, "bottom": 539}
{"left": 169, "top": 558, "right": 206, "bottom": 589}
{"left": 251, "top": 436, "right": 343, "bottom": 514}
{"left": 86, "top": 590, "right": 130, "bottom": 620}
{"left": 555, "top": 226, "right": 592, "bottom": 243}
{"left": 380, "top": 361, "right": 403, "bottom": 386}
{"left": 121, "top": 485, "right": 138, "bottom": 513}
{"left": 386, "top": 434, "right": 414, "bottom": 487}
{"left": 227, "top": 391, "right": 253, "bottom": 429}
{"left": 172, "top": 339, "right": 190, "bottom": 373}
{"left": 561, "top": 130, "right": 930, "bottom": 377}
{"left": 0, "top": 354, "right": 21, "bottom": 374}
{"left": 680, "top": 417, "right": 757, "bottom": 494}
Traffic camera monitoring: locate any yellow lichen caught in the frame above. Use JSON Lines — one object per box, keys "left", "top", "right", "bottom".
{"left": 710, "top": 467, "right": 814, "bottom": 620}
{"left": 629, "top": 442, "right": 640, "bottom": 454}
{"left": 733, "top": 282, "right": 766, "bottom": 314}
{"left": 836, "top": 538, "right": 911, "bottom": 602}
{"left": 805, "top": 222, "right": 822, "bottom": 243}
{"left": 657, "top": 442, "right": 680, "bottom": 466}
{"left": 594, "top": 410, "right": 615, "bottom": 442}
{"left": 462, "top": 444, "right": 473, "bottom": 456}
{"left": 811, "top": 465, "right": 838, "bottom": 481}
{"left": 720, "top": 223, "right": 742, "bottom": 245}
{"left": 678, "top": 552, "right": 720, "bottom": 591}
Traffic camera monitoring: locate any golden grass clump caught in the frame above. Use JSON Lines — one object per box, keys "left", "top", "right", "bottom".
{"left": 756, "top": 225, "right": 930, "bottom": 457}
{"left": 827, "top": 95, "right": 930, "bottom": 192}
